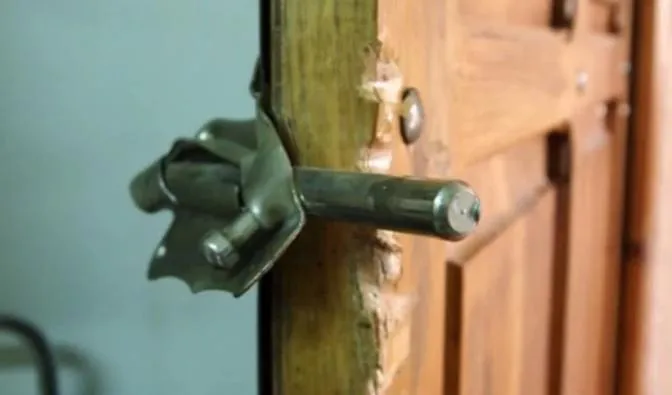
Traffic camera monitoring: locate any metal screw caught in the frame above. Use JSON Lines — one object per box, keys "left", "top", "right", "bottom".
{"left": 201, "top": 231, "right": 239, "bottom": 269}
{"left": 576, "top": 71, "right": 589, "bottom": 93}
{"left": 155, "top": 245, "right": 167, "bottom": 258}
{"left": 399, "top": 88, "right": 425, "bottom": 145}
{"left": 446, "top": 186, "right": 481, "bottom": 238}
{"left": 197, "top": 130, "right": 212, "bottom": 141}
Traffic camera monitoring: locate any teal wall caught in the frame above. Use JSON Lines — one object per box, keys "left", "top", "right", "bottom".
{"left": 0, "top": 1, "right": 258, "bottom": 394}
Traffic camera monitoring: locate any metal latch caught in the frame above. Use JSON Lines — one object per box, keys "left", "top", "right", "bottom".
{"left": 129, "top": 63, "right": 481, "bottom": 297}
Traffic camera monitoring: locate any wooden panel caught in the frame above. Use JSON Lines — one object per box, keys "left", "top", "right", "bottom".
{"left": 458, "top": 0, "right": 551, "bottom": 26}
{"left": 560, "top": 103, "right": 627, "bottom": 394}
{"left": 452, "top": 22, "right": 622, "bottom": 165}
{"left": 438, "top": 133, "right": 550, "bottom": 393}
{"left": 558, "top": 0, "right": 633, "bottom": 394}
{"left": 446, "top": 188, "right": 557, "bottom": 395}
{"left": 619, "top": 0, "right": 672, "bottom": 393}
{"left": 585, "top": 1, "right": 614, "bottom": 33}
{"left": 450, "top": 136, "right": 549, "bottom": 262}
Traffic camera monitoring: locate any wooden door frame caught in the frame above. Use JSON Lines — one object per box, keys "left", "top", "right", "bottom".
{"left": 617, "top": 0, "right": 672, "bottom": 393}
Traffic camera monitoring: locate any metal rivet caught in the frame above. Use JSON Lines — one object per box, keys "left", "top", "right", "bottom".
{"left": 197, "top": 130, "right": 211, "bottom": 141}
{"left": 576, "top": 71, "right": 589, "bottom": 93}
{"left": 201, "top": 230, "right": 239, "bottom": 270}
{"left": 399, "top": 88, "right": 425, "bottom": 145}
{"left": 155, "top": 245, "right": 167, "bottom": 258}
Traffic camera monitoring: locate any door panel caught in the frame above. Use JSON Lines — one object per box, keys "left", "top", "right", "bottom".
{"left": 561, "top": 103, "right": 628, "bottom": 394}
{"left": 458, "top": 0, "right": 552, "bottom": 26}
{"left": 456, "top": 189, "right": 557, "bottom": 395}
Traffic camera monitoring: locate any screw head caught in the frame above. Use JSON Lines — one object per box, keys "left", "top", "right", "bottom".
{"left": 399, "top": 88, "right": 425, "bottom": 145}
{"left": 201, "top": 231, "right": 239, "bottom": 269}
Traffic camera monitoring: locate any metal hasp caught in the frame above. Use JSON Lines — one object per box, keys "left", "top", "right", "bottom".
{"left": 130, "top": 108, "right": 305, "bottom": 296}
{"left": 129, "top": 74, "right": 481, "bottom": 297}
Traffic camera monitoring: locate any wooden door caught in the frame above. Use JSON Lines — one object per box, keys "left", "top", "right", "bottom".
{"left": 258, "top": 0, "right": 633, "bottom": 394}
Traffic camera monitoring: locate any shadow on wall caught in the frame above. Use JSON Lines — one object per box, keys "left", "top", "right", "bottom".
{"left": 0, "top": 314, "right": 102, "bottom": 395}
{"left": 0, "top": 345, "right": 102, "bottom": 395}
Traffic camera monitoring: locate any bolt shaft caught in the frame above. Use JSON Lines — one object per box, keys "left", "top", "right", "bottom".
{"left": 294, "top": 167, "right": 480, "bottom": 241}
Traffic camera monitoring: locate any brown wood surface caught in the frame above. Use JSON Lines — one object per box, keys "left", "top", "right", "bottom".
{"left": 261, "top": 0, "right": 634, "bottom": 393}
{"left": 443, "top": 136, "right": 557, "bottom": 395}
{"left": 618, "top": 0, "right": 672, "bottom": 393}
{"left": 456, "top": 188, "right": 557, "bottom": 395}
{"left": 561, "top": 103, "right": 628, "bottom": 395}
{"left": 560, "top": 1, "right": 632, "bottom": 394}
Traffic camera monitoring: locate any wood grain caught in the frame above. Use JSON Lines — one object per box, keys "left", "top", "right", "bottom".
{"left": 458, "top": 0, "right": 552, "bottom": 26}
{"left": 559, "top": 103, "right": 627, "bottom": 395}
{"left": 451, "top": 21, "right": 622, "bottom": 166}
{"left": 556, "top": 1, "right": 632, "bottom": 394}
{"left": 450, "top": 188, "right": 558, "bottom": 395}
{"left": 264, "top": 2, "right": 382, "bottom": 394}
{"left": 618, "top": 0, "right": 672, "bottom": 393}
{"left": 449, "top": 136, "right": 550, "bottom": 263}
{"left": 376, "top": 1, "right": 459, "bottom": 392}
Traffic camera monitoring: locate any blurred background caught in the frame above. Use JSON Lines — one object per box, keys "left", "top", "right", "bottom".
{"left": 0, "top": 1, "right": 259, "bottom": 394}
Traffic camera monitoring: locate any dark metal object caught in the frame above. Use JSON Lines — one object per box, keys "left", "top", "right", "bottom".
{"left": 129, "top": 61, "right": 481, "bottom": 297}
{"left": 399, "top": 88, "right": 425, "bottom": 144}
{"left": 0, "top": 315, "right": 59, "bottom": 395}
{"left": 295, "top": 168, "right": 479, "bottom": 240}
{"left": 130, "top": 109, "right": 305, "bottom": 296}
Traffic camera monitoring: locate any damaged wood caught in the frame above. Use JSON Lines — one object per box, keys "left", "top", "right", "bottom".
{"left": 260, "top": 1, "right": 421, "bottom": 394}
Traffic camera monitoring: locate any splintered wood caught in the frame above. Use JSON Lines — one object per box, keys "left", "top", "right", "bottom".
{"left": 357, "top": 40, "right": 416, "bottom": 394}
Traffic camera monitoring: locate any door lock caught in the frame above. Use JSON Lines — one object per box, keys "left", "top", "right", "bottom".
{"left": 129, "top": 65, "right": 481, "bottom": 297}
